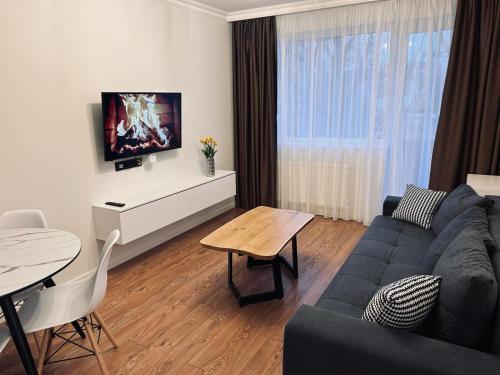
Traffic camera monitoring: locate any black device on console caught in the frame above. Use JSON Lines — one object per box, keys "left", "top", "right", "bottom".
{"left": 105, "top": 202, "right": 125, "bottom": 207}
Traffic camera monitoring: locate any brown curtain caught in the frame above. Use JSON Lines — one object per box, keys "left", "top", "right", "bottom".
{"left": 429, "top": 0, "right": 500, "bottom": 192}
{"left": 232, "top": 17, "right": 277, "bottom": 208}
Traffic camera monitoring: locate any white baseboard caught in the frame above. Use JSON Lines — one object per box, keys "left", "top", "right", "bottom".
{"left": 108, "top": 197, "right": 235, "bottom": 268}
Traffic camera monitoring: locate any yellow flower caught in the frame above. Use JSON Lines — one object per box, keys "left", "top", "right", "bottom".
{"left": 200, "top": 136, "right": 218, "bottom": 146}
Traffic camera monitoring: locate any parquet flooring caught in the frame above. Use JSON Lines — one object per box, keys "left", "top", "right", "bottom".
{"left": 0, "top": 208, "right": 365, "bottom": 375}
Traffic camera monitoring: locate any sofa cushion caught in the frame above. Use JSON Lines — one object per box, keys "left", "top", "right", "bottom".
{"left": 367, "top": 215, "right": 436, "bottom": 249}
{"left": 426, "top": 228, "right": 497, "bottom": 350}
{"left": 392, "top": 185, "right": 446, "bottom": 229}
{"left": 432, "top": 184, "right": 494, "bottom": 234}
{"left": 423, "top": 206, "right": 495, "bottom": 270}
{"left": 317, "top": 274, "right": 378, "bottom": 318}
{"left": 487, "top": 195, "right": 500, "bottom": 355}
{"left": 315, "top": 295, "right": 365, "bottom": 319}
{"left": 317, "top": 215, "right": 432, "bottom": 319}
{"left": 488, "top": 196, "right": 500, "bottom": 250}
{"left": 379, "top": 264, "right": 428, "bottom": 285}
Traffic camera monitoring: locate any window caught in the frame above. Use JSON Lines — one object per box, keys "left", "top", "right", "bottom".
{"left": 276, "top": 0, "right": 456, "bottom": 224}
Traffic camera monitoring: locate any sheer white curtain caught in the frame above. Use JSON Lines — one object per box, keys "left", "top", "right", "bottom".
{"left": 277, "top": 0, "right": 456, "bottom": 224}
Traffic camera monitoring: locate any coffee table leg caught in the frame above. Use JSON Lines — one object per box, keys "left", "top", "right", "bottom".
{"left": 247, "top": 256, "right": 255, "bottom": 269}
{"left": 291, "top": 236, "right": 299, "bottom": 279}
{"left": 247, "top": 256, "right": 273, "bottom": 269}
{"left": 227, "top": 252, "right": 284, "bottom": 307}
{"left": 228, "top": 253, "right": 242, "bottom": 306}
{"left": 272, "top": 257, "right": 284, "bottom": 299}
{"left": 279, "top": 236, "right": 299, "bottom": 279}
{"left": 247, "top": 237, "right": 299, "bottom": 280}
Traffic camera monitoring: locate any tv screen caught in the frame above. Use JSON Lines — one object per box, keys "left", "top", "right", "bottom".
{"left": 102, "top": 92, "right": 181, "bottom": 161}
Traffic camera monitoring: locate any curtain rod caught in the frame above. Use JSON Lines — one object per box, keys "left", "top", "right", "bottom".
{"left": 226, "top": 0, "right": 382, "bottom": 22}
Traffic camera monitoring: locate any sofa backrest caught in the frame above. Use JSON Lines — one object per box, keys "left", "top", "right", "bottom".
{"left": 487, "top": 195, "right": 500, "bottom": 355}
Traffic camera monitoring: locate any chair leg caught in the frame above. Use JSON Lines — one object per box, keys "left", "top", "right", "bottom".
{"left": 83, "top": 318, "right": 109, "bottom": 375}
{"left": 92, "top": 311, "right": 119, "bottom": 349}
{"left": 44, "top": 329, "right": 55, "bottom": 362}
{"left": 37, "top": 329, "right": 50, "bottom": 375}
{"left": 32, "top": 332, "right": 40, "bottom": 352}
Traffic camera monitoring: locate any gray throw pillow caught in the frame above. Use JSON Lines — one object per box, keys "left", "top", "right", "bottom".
{"left": 426, "top": 228, "right": 497, "bottom": 350}
{"left": 423, "top": 206, "right": 496, "bottom": 270}
{"left": 432, "top": 184, "right": 494, "bottom": 235}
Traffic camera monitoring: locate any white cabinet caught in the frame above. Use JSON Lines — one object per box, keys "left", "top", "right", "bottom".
{"left": 467, "top": 174, "right": 500, "bottom": 196}
{"left": 119, "top": 190, "right": 192, "bottom": 244}
{"left": 189, "top": 173, "right": 236, "bottom": 214}
{"left": 92, "top": 170, "right": 236, "bottom": 245}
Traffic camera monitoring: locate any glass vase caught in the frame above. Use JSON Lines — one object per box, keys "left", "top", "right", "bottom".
{"left": 207, "top": 157, "right": 215, "bottom": 177}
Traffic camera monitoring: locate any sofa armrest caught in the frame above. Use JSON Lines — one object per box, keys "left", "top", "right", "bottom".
{"left": 383, "top": 195, "right": 402, "bottom": 216}
{"left": 283, "top": 305, "right": 500, "bottom": 375}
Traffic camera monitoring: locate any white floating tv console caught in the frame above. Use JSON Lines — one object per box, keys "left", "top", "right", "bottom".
{"left": 92, "top": 170, "right": 236, "bottom": 245}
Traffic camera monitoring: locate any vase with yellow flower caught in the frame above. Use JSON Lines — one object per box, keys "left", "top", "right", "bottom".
{"left": 200, "top": 136, "right": 218, "bottom": 177}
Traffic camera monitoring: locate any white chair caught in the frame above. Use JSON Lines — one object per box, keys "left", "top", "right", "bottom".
{"left": 0, "top": 209, "right": 48, "bottom": 230}
{"left": 0, "top": 210, "right": 48, "bottom": 317}
{"left": 0, "top": 210, "right": 50, "bottom": 357}
{"left": 16, "top": 229, "right": 120, "bottom": 375}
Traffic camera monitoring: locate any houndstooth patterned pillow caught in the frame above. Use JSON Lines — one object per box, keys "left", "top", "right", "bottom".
{"left": 392, "top": 185, "right": 446, "bottom": 229}
{"left": 362, "top": 275, "right": 442, "bottom": 330}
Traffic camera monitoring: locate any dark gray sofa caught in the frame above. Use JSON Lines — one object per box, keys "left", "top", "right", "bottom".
{"left": 283, "top": 190, "right": 500, "bottom": 375}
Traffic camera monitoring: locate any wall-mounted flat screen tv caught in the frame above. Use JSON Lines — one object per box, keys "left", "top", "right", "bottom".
{"left": 102, "top": 92, "right": 181, "bottom": 161}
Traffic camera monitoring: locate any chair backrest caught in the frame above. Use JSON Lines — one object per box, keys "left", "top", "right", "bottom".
{"left": 0, "top": 209, "right": 48, "bottom": 229}
{"left": 85, "top": 229, "right": 120, "bottom": 315}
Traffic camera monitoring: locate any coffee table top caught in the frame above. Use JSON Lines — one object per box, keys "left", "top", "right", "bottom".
{"left": 200, "top": 206, "right": 314, "bottom": 260}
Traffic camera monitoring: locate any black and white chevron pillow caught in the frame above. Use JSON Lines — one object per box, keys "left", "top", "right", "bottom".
{"left": 392, "top": 185, "right": 446, "bottom": 229}
{"left": 362, "top": 275, "right": 441, "bottom": 330}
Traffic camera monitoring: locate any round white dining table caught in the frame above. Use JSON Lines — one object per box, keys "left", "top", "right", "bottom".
{"left": 0, "top": 228, "right": 81, "bottom": 375}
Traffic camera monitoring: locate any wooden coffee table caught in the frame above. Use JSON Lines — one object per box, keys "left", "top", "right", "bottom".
{"left": 200, "top": 206, "right": 314, "bottom": 306}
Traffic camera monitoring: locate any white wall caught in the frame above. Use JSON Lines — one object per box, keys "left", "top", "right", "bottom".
{"left": 0, "top": 0, "right": 233, "bottom": 280}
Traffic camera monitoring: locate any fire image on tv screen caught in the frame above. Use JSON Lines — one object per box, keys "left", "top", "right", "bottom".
{"left": 102, "top": 92, "right": 181, "bottom": 161}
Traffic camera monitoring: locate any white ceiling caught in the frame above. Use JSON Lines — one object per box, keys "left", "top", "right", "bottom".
{"left": 193, "top": 0, "right": 306, "bottom": 13}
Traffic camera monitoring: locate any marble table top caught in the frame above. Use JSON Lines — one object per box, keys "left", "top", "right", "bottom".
{"left": 0, "top": 228, "right": 81, "bottom": 298}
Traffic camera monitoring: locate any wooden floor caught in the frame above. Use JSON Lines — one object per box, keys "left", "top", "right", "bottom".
{"left": 0, "top": 208, "right": 365, "bottom": 375}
